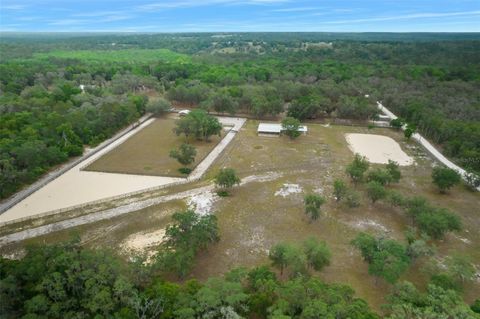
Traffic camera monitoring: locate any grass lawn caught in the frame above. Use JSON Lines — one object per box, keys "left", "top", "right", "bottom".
{"left": 3, "top": 120, "right": 479, "bottom": 313}
{"left": 84, "top": 115, "right": 224, "bottom": 177}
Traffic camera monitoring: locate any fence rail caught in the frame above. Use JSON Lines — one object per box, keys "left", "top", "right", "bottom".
{"left": 0, "top": 114, "right": 153, "bottom": 215}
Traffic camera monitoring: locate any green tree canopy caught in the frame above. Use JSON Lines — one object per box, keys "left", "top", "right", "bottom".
{"left": 432, "top": 166, "right": 461, "bottom": 193}
{"left": 173, "top": 109, "right": 222, "bottom": 142}
{"left": 304, "top": 193, "right": 326, "bottom": 221}
{"left": 351, "top": 233, "right": 411, "bottom": 284}
{"left": 146, "top": 97, "right": 171, "bottom": 115}
{"left": 214, "top": 168, "right": 241, "bottom": 192}
{"left": 156, "top": 209, "right": 219, "bottom": 278}
{"left": 386, "top": 282, "right": 478, "bottom": 319}
{"left": 302, "top": 237, "right": 331, "bottom": 271}
{"left": 281, "top": 117, "right": 302, "bottom": 139}
{"left": 346, "top": 154, "right": 370, "bottom": 184}
{"left": 169, "top": 143, "right": 197, "bottom": 167}
{"left": 366, "top": 181, "right": 387, "bottom": 203}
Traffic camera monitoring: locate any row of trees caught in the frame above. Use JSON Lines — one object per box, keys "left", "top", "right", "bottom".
{"left": 2, "top": 236, "right": 478, "bottom": 318}
{"left": 0, "top": 80, "right": 147, "bottom": 199}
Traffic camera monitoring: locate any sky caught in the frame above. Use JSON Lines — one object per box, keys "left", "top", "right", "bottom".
{"left": 1, "top": 0, "right": 480, "bottom": 32}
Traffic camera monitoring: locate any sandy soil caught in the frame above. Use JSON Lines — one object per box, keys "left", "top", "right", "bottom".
{"left": 188, "top": 190, "right": 219, "bottom": 216}
{"left": 0, "top": 171, "right": 282, "bottom": 246}
{"left": 349, "top": 219, "right": 390, "bottom": 233}
{"left": 121, "top": 229, "right": 166, "bottom": 252}
{"left": 0, "top": 119, "right": 183, "bottom": 223}
{"left": 0, "top": 117, "right": 246, "bottom": 224}
{"left": 120, "top": 228, "right": 166, "bottom": 263}
{"left": 345, "top": 133, "right": 413, "bottom": 166}
{"left": 274, "top": 183, "right": 303, "bottom": 197}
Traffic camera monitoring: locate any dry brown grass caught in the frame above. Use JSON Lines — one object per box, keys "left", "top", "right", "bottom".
{"left": 84, "top": 115, "right": 223, "bottom": 177}
{"left": 196, "top": 121, "right": 480, "bottom": 311}
{"left": 3, "top": 120, "right": 479, "bottom": 313}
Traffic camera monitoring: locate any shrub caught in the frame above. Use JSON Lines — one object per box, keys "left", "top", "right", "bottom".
{"left": 432, "top": 166, "right": 461, "bottom": 193}
{"left": 366, "top": 181, "right": 387, "bottom": 203}
{"left": 390, "top": 118, "right": 404, "bottom": 129}
{"left": 333, "top": 179, "right": 348, "bottom": 202}
{"left": 367, "top": 168, "right": 393, "bottom": 186}
{"left": 345, "top": 190, "right": 361, "bottom": 208}
{"left": 386, "top": 160, "right": 402, "bottom": 183}
{"left": 178, "top": 167, "right": 192, "bottom": 174}
{"left": 214, "top": 168, "right": 241, "bottom": 194}
{"left": 346, "top": 154, "right": 370, "bottom": 184}
{"left": 304, "top": 194, "right": 326, "bottom": 221}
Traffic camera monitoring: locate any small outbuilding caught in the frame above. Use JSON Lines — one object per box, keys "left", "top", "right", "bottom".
{"left": 257, "top": 123, "right": 308, "bottom": 137}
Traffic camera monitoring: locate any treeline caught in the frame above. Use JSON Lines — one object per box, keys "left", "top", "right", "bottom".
{"left": 1, "top": 234, "right": 478, "bottom": 318}
{"left": 0, "top": 239, "right": 378, "bottom": 318}
{"left": 378, "top": 78, "right": 480, "bottom": 173}
{"left": 0, "top": 75, "right": 148, "bottom": 198}
{"left": 1, "top": 34, "right": 479, "bottom": 200}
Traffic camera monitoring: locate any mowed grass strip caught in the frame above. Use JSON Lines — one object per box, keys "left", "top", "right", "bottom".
{"left": 84, "top": 116, "right": 224, "bottom": 177}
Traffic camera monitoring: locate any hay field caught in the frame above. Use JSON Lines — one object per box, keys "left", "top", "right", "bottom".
{"left": 84, "top": 116, "right": 224, "bottom": 177}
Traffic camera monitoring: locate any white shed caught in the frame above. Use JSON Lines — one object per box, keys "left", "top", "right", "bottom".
{"left": 257, "top": 123, "right": 308, "bottom": 136}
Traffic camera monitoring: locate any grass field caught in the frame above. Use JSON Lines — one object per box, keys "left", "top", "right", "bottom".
{"left": 197, "top": 121, "right": 480, "bottom": 310}
{"left": 31, "top": 48, "right": 191, "bottom": 64}
{"left": 84, "top": 115, "right": 224, "bottom": 177}
{"left": 2, "top": 121, "right": 479, "bottom": 313}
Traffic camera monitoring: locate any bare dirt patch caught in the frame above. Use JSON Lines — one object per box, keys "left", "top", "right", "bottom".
{"left": 187, "top": 190, "right": 219, "bottom": 216}
{"left": 274, "top": 183, "right": 303, "bottom": 197}
{"left": 345, "top": 133, "right": 413, "bottom": 165}
{"left": 121, "top": 229, "right": 166, "bottom": 254}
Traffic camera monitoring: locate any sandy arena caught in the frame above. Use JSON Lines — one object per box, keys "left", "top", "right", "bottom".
{"left": 345, "top": 133, "right": 413, "bottom": 166}
{"left": 0, "top": 117, "right": 245, "bottom": 224}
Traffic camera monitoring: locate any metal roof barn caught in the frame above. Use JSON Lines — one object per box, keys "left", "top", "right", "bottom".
{"left": 257, "top": 123, "right": 308, "bottom": 135}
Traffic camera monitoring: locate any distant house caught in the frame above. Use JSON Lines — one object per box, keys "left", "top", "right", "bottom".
{"left": 179, "top": 110, "right": 191, "bottom": 117}
{"left": 257, "top": 123, "right": 308, "bottom": 137}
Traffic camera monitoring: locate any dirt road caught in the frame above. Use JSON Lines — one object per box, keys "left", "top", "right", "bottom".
{"left": 377, "top": 102, "right": 479, "bottom": 191}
